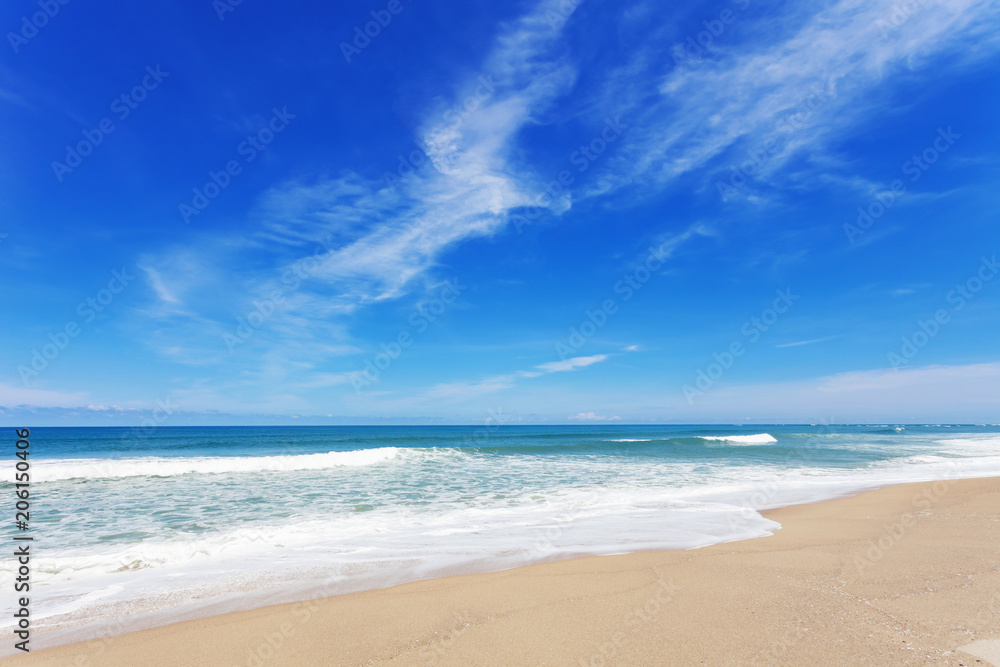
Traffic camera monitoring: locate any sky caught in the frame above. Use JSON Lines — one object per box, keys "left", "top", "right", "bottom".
{"left": 2, "top": 0, "right": 1000, "bottom": 426}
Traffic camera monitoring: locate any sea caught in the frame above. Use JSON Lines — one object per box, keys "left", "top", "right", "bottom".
{"left": 4, "top": 424, "right": 1000, "bottom": 650}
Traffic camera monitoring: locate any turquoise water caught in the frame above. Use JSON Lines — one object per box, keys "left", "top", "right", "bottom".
{"left": 5, "top": 424, "right": 1000, "bottom": 644}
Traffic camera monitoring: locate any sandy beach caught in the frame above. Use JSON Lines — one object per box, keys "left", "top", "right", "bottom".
{"left": 7, "top": 476, "right": 999, "bottom": 666}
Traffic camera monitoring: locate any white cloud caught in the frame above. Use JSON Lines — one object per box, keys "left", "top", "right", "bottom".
{"left": 423, "top": 373, "right": 525, "bottom": 401}
{"left": 817, "top": 362, "right": 1000, "bottom": 394}
{"left": 139, "top": 264, "right": 180, "bottom": 305}
{"left": 0, "top": 383, "right": 89, "bottom": 409}
{"left": 247, "top": 0, "right": 583, "bottom": 309}
{"left": 86, "top": 404, "right": 126, "bottom": 412}
{"left": 119, "top": 0, "right": 1000, "bottom": 419}
{"left": 568, "top": 412, "right": 622, "bottom": 421}
{"left": 535, "top": 354, "right": 608, "bottom": 373}
{"left": 135, "top": 0, "right": 582, "bottom": 378}
{"left": 424, "top": 354, "right": 611, "bottom": 401}
{"left": 594, "top": 0, "right": 1000, "bottom": 199}
{"left": 294, "top": 372, "right": 367, "bottom": 389}
{"left": 775, "top": 335, "right": 842, "bottom": 348}
{"left": 675, "top": 362, "right": 1000, "bottom": 422}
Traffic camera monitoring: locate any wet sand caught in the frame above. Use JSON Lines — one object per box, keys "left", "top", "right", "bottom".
{"left": 6, "top": 477, "right": 999, "bottom": 666}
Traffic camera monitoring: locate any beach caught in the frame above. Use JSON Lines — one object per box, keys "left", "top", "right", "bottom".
{"left": 8, "top": 476, "right": 998, "bottom": 666}
{"left": 11, "top": 424, "right": 1000, "bottom": 643}
{"left": 9, "top": 0, "right": 1000, "bottom": 663}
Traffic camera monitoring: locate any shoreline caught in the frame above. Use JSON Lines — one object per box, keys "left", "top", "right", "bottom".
{"left": 6, "top": 476, "right": 1000, "bottom": 665}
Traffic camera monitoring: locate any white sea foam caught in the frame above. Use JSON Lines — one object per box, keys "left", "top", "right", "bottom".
{"left": 698, "top": 433, "right": 778, "bottom": 445}
{"left": 605, "top": 438, "right": 653, "bottom": 442}
{"left": 932, "top": 436, "right": 1000, "bottom": 458}
{"left": 33, "top": 447, "right": 408, "bottom": 482}
{"left": 902, "top": 455, "right": 945, "bottom": 464}
{"left": 12, "top": 444, "right": 1000, "bottom": 644}
{"left": 7, "top": 428, "right": 1000, "bottom": 656}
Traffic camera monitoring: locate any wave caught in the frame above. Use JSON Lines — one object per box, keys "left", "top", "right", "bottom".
{"left": 698, "top": 434, "right": 778, "bottom": 445}
{"left": 902, "top": 455, "right": 946, "bottom": 464}
{"left": 33, "top": 447, "right": 407, "bottom": 482}
{"left": 866, "top": 426, "right": 907, "bottom": 434}
{"left": 605, "top": 438, "right": 653, "bottom": 442}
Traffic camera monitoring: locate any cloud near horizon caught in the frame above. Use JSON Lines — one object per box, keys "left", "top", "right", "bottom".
{"left": 568, "top": 412, "right": 623, "bottom": 422}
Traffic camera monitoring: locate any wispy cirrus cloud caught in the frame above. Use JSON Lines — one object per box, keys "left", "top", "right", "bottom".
{"left": 122, "top": 0, "right": 1000, "bottom": 418}
{"left": 424, "top": 354, "right": 610, "bottom": 401}
{"left": 536, "top": 354, "right": 607, "bottom": 373}
{"left": 590, "top": 0, "right": 1000, "bottom": 200}
{"left": 142, "top": 0, "right": 1000, "bottom": 354}
{"left": 775, "top": 335, "right": 842, "bottom": 348}
{"left": 139, "top": 264, "right": 180, "bottom": 306}
{"left": 275, "top": 3, "right": 581, "bottom": 304}
{"left": 136, "top": 0, "right": 582, "bottom": 375}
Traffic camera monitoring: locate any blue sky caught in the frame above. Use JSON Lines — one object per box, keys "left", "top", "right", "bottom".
{"left": 3, "top": 0, "right": 1000, "bottom": 425}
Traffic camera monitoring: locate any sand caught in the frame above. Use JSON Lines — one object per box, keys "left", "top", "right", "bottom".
{"left": 6, "top": 477, "right": 999, "bottom": 666}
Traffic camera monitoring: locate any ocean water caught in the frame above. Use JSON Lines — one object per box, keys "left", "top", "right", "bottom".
{"left": 5, "top": 424, "right": 1000, "bottom": 647}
